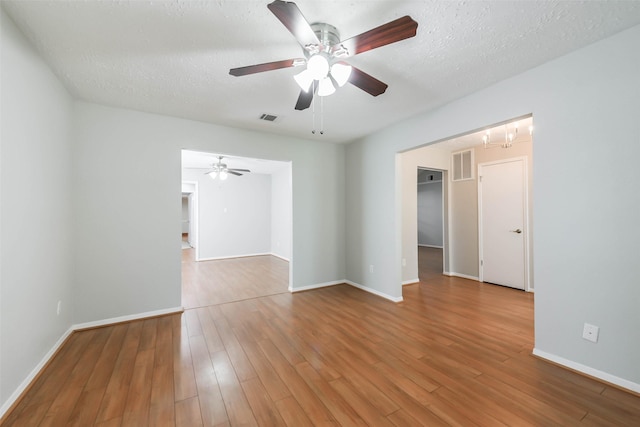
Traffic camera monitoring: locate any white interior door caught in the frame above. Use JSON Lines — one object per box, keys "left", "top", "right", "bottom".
{"left": 479, "top": 158, "right": 527, "bottom": 290}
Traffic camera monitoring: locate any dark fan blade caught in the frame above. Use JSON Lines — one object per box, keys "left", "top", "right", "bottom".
{"left": 348, "top": 66, "right": 388, "bottom": 96}
{"left": 267, "top": 0, "right": 320, "bottom": 48}
{"left": 338, "top": 15, "right": 418, "bottom": 57}
{"left": 228, "top": 168, "right": 251, "bottom": 173}
{"left": 295, "top": 88, "right": 314, "bottom": 110}
{"left": 228, "top": 171, "right": 243, "bottom": 176}
{"left": 229, "top": 58, "right": 302, "bottom": 77}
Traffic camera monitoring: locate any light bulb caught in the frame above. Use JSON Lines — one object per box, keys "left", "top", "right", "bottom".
{"left": 330, "top": 63, "right": 352, "bottom": 87}
{"left": 307, "top": 54, "right": 329, "bottom": 80}
{"left": 294, "top": 69, "right": 313, "bottom": 92}
{"left": 317, "top": 77, "right": 335, "bottom": 96}
{"left": 208, "top": 171, "right": 217, "bottom": 179}
{"left": 219, "top": 170, "right": 228, "bottom": 180}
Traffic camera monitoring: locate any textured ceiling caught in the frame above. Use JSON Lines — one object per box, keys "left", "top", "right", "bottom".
{"left": 3, "top": 1, "right": 640, "bottom": 144}
{"left": 182, "top": 150, "right": 289, "bottom": 174}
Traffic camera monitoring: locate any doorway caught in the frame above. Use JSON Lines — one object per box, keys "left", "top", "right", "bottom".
{"left": 417, "top": 168, "right": 445, "bottom": 281}
{"left": 181, "top": 181, "right": 197, "bottom": 251}
{"left": 401, "top": 115, "right": 533, "bottom": 291}
{"left": 180, "top": 150, "right": 292, "bottom": 307}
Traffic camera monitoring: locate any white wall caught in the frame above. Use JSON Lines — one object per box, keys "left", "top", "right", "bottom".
{"left": 271, "top": 165, "right": 292, "bottom": 260}
{"left": 73, "top": 102, "right": 345, "bottom": 323}
{"left": 346, "top": 25, "right": 640, "bottom": 390}
{"left": 1, "top": 8, "right": 74, "bottom": 408}
{"left": 182, "top": 168, "right": 272, "bottom": 259}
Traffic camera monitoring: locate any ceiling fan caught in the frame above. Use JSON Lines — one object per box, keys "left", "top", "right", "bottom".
{"left": 229, "top": 0, "right": 418, "bottom": 110}
{"left": 204, "top": 156, "right": 250, "bottom": 180}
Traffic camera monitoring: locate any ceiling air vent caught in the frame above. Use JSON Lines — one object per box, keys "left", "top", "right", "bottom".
{"left": 259, "top": 113, "right": 278, "bottom": 122}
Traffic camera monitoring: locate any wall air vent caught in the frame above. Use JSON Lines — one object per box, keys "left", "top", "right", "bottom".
{"left": 259, "top": 113, "right": 278, "bottom": 122}
{"left": 451, "top": 149, "right": 474, "bottom": 181}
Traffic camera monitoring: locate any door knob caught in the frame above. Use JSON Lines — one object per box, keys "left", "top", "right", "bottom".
{"left": 510, "top": 229, "right": 522, "bottom": 234}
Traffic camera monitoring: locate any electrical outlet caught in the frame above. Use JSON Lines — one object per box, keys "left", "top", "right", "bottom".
{"left": 582, "top": 323, "right": 599, "bottom": 343}
{"left": 369, "top": 265, "right": 374, "bottom": 273}
{"left": 402, "top": 258, "right": 406, "bottom": 267}
{"left": 57, "top": 301, "right": 62, "bottom": 316}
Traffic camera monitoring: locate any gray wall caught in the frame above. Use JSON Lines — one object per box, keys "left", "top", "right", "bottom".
{"left": 1, "top": 9, "right": 74, "bottom": 408}
{"left": 417, "top": 177, "right": 443, "bottom": 247}
{"left": 72, "top": 102, "right": 346, "bottom": 323}
{"left": 346, "top": 25, "right": 640, "bottom": 389}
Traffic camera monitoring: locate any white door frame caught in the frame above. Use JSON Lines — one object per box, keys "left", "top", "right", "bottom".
{"left": 477, "top": 156, "right": 531, "bottom": 291}
{"left": 182, "top": 180, "right": 199, "bottom": 259}
{"left": 417, "top": 167, "right": 447, "bottom": 274}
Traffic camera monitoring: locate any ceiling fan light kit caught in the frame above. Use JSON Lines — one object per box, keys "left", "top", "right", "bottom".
{"left": 229, "top": 0, "right": 418, "bottom": 112}
{"left": 205, "top": 156, "right": 251, "bottom": 180}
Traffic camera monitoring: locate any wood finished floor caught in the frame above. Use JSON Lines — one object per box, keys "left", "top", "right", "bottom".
{"left": 3, "top": 250, "right": 640, "bottom": 426}
{"left": 181, "top": 248, "right": 289, "bottom": 309}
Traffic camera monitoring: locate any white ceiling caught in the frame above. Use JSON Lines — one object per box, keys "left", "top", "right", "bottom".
{"left": 181, "top": 150, "right": 289, "bottom": 174}
{"left": 4, "top": 1, "right": 640, "bottom": 144}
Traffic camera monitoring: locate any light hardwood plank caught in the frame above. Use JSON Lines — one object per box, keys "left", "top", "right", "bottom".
{"left": 94, "top": 322, "right": 143, "bottom": 424}
{"left": 4, "top": 248, "right": 640, "bottom": 426}
{"left": 211, "top": 350, "right": 258, "bottom": 426}
{"left": 240, "top": 377, "right": 287, "bottom": 427}
{"left": 175, "top": 396, "right": 203, "bottom": 427}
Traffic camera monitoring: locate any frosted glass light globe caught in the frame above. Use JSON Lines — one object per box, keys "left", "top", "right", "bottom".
{"left": 307, "top": 55, "right": 329, "bottom": 80}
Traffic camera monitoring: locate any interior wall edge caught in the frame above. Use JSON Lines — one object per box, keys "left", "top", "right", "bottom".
{"left": 532, "top": 348, "right": 640, "bottom": 395}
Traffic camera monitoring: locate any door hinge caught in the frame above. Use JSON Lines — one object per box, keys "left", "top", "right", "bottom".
{"left": 480, "top": 260, "right": 483, "bottom": 266}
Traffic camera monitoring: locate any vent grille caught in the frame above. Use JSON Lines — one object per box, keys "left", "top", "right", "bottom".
{"left": 451, "top": 149, "right": 473, "bottom": 181}
{"left": 259, "top": 113, "right": 278, "bottom": 122}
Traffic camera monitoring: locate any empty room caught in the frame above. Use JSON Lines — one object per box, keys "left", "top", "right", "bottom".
{"left": 2, "top": 1, "right": 640, "bottom": 426}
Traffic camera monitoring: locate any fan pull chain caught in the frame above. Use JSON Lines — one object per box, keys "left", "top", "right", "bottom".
{"left": 319, "top": 95, "right": 324, "bottom": 135}
{"left": 311, "top": 81, "right": 317, "bottom": 134}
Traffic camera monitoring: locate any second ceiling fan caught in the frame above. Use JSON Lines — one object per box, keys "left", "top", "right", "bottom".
{"left": 205, "top": 156, "right": 250, "bottom": 180}
{"left": 229, "top": 0, "right": 418, "bottom": 110}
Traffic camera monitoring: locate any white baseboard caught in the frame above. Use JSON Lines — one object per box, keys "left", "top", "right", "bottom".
{"left": 289, "top": 280, "right": 404, "bottom": 303}
{"left": 444, "top": 272, "right": 479, "bottom": 281}
{"left": 197, "top": 253, "right": 271, "bottom": 262}
{"left": 402, "top": 278, "right": 420, "bottom": 286}
{"left": 73, "top": 306, "right": 184, "bottom": 331}
{"left": 0, "top": 305, "right": 184, "bottom": 419}
{"left": 344, "top": 280, "right": 403, "bottom": 303}
{"left": 270, "top": 253, "right": 290, "bottom": 262}
{"left": 0, "top": 326, "right": 74, "bottom": 418}
{"left": 532, "top": 348, "right": 640, "bottom": 394}
{"left": 289, "top": 280, "right": 343, "bottom": 293}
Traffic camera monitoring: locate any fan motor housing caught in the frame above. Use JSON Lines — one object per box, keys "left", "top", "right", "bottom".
{"left": 310, "top": 22, "right": 340, "bottom": 49}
